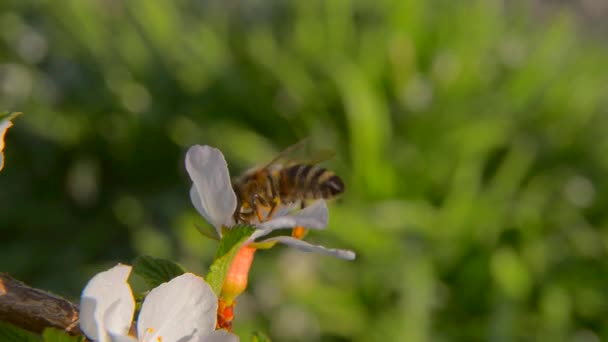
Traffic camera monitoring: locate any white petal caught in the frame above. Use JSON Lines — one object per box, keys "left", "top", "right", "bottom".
{"left": 185, "top": 145, "right": 237, "bottom": 230}
{"left": 196, "top": 330, "right": 240, "bottom": 342}
{"left": 259, "top": 236, "right": 356, "bottom": 260}
{"left": 80, "top": 264, "right": 135, "bottom": 342}
{"left": 246, "top": 202, "right": 299, "bottom": 225}
{"left": 272, "top": 202, "right": 299, "bottom": 218}
{"left": 190, "top": 186, "right": 221, "bottom": 238}
{"left": 137, "top": 273, "right": 218, "bottom": 342}
{"left": 258, "top": 200, "right": 328, "bottom": 230}
{"left": 108, "top": 334, "right": 138, "bottom": 342}
{"left": 248, "top": 201, "right": 329, "bottom": 242}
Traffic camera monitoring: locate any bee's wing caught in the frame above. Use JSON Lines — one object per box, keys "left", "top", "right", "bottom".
{"left": 263, "top": 138, "right": 336, "bottom": 169}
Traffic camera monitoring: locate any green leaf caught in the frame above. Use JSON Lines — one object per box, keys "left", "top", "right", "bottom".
{"left": 194, "top": 222, "right": 220, "bottom": 241}
{"left": 132, "top": 256, "right": 186, "bottom": 289}
{"left": 42, "top": 328, "right": 84, "bottom": 342}
{"left": 251, "top": 331, "right": 272, "bottom": 342}
{"left": 215, "top": 224, "right": 256, "bottom": 258}
{"left": 206, "top": 224, "right": 256, "bottom": 295}
{"left": 0, "top": 321, "right": 41, "bottom": 342}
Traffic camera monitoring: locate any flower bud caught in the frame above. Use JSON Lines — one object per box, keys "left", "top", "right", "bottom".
{"left": 221, "top": 245, "right": 256, "bottom": 304}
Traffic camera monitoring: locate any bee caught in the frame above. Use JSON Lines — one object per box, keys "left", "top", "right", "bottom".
{"left": 232, "top": 139, "right": 345, "bottom": 228}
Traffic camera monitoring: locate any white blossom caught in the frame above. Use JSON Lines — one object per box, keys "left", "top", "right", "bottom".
{"left": 79, "top": 265, "right": 238, "bottom": 342}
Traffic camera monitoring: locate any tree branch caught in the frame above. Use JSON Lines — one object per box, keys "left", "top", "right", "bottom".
{"left": 0, "top": 273, "right": 81, "bottom": 335}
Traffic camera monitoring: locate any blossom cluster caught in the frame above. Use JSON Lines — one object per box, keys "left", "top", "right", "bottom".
{"left": 80, "top": 144, "right": 355, "bottom": 341}
{"left": 80, "top": 265, "right": 237, "bottom": 342}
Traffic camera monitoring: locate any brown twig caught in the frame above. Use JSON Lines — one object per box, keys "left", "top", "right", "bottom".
{"left": 0, "top": 273, "right": 81, "bottom": 335}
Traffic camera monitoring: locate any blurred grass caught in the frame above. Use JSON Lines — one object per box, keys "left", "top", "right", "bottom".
{"left": 1, "top": 0, "right": 608, "bottom": 341}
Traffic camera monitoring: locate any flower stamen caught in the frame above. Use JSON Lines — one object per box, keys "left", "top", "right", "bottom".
{"left": 291, "top": 226, "right": 308, "bottom": 239}
{"left": 216, "top": 298, "right": 235, "bottom": 331}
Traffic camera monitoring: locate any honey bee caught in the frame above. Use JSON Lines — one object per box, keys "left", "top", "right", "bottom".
{"left": 232, "top": 139, "right": 345, "bottom": 227}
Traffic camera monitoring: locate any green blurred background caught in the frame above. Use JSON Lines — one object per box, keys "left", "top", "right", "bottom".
{"left": 2, "top": 0, "right": 608, "bottom": 341}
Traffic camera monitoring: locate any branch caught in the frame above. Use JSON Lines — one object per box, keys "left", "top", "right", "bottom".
{"left": 0, "top": 273, "right": 81, "bottom": 335}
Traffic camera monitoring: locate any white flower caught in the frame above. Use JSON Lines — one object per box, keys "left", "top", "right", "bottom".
{"left": 185, "top": 145, "right": 356, "bottom": 261}
{"left": 80, "top": 264, "right": 238, "bottom": 342}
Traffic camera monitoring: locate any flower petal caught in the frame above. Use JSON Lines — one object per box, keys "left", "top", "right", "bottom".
{"left": 137, "top": 273, "right": 218, "bottom": 342}
{"left": 190, "top": 186, "right": 220, "bottom": 238}
{"left": 80, "top": 264, "right": 135, "bottom": 342}
{"left": 108, "top": 334, "right": 138, "bottom": 342}
{"left": 196, "top": 330, "right": 240, "bottom": 342}
{"left": 248, "top": 200, "right": 329, "bottom": 242}
{"left": 246, "top": 202, "right": 299, "bottom": 225}
{"left": 258, "top": 236, "right": 356, "bottom": 260}
{"left": 185, "top": 145, "right": 237, "bottom": 231}
{"left": 273, "top": 202, "right": 298, "bottom": 218}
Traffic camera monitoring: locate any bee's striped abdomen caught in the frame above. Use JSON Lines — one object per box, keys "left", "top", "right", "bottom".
{"left": 282, "top": 164, "right": 344, "bottom": 201}
{"left": 321, "top": 173, "right": 344, "bottom": 198}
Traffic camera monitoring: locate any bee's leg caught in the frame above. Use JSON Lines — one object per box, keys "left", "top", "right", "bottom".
{"left": 235, "top": 209, "right": 249, "bottom": 224}
{"left": 292, "top": 201, "right": 308, "bottom": 239}
{"left": 235, "top": 201, "right": 252, "bottom": 224}
{"left": 233, "top": 193, "right": 243, "bottom": 223}
{"left": 238, "top": 210, "right": 256, "bottom": 223}
{"left": 251, "top": 194, "right": 268, "bottom": 222}
{"left": 265, "top": 197, "right": 281, "bottom": 220}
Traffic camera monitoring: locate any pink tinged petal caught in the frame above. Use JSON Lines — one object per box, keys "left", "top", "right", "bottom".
{"left": 259, "top": 236, "right": 356, "bottom": 260}
{"left": 80, "top": 264, "right": 135, "bottom": 342}
{"left": 137, "top": 273, "right": 218, "bottom": 342}
{"left": 196, "top": 330, "right": 240, "bottom": 342}
{"left": 185, "top": 145, "right": 237, "bottom": 231}
{"left": 248, "top": 200, "right": 329, "bottom": 242}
